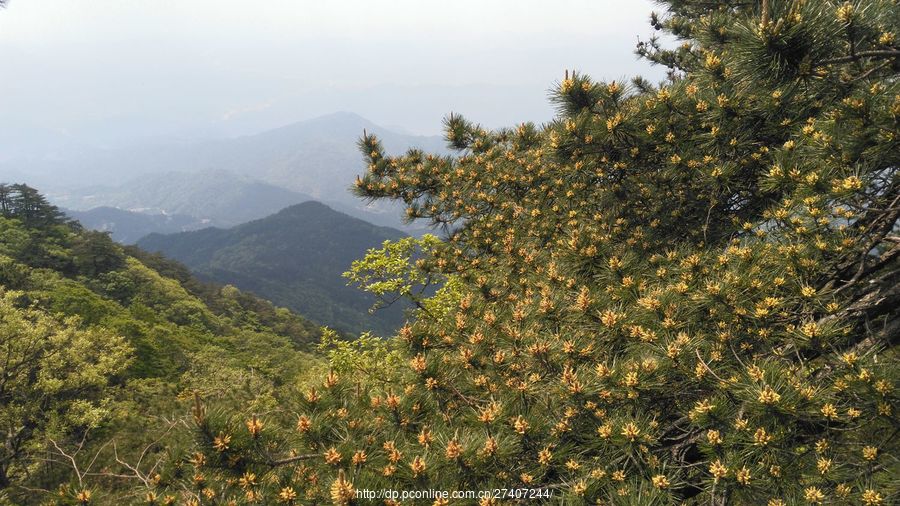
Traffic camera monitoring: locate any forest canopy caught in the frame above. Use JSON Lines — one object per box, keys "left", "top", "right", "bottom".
{"left": 0, "top": 183, "right": 323, "bottom": 504}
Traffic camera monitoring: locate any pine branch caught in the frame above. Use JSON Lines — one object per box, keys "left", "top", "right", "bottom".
{"left": 268, "top": 453, "right": 320, "bottom": 466}
{"left": 818, "top": 49, "right": 900, "bottom": 66}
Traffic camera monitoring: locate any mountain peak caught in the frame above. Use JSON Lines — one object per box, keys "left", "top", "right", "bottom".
{"left": 137, "top": 200, "right": 407, "bottom": 335}
{"left": 259, "top": 111, "right": 378, "bottom": 140}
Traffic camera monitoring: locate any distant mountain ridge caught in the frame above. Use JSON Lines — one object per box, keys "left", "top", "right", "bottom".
{"left": 51, "top": 170, "right": 314, "bottom": 226}
{"left": 137, "top": 200, "right": 409, "bottom": 335}
{"left": 18, "top": 113, "right": 445, "bottom": 234}
{"left": 64, "top": 206, "right": 207, "bottom": 244}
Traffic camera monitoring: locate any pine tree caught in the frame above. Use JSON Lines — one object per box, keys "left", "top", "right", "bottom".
{"left": 170, "top": 1, "right": 897, "bottom": 504}
{"left": 0, "top": 183, "right": 69, "bottom": 227}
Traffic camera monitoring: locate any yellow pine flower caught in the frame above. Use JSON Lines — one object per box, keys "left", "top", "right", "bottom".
{"left": 652, "top": 474, "right": 670, "bottom": 489}
{"left": 758, "top": 385, "right": 781, "bottom": 405}
{"left": 862, "top": 489, "right": 883, "bottom": 505}
{"left": 623, "top": 371, "right": 639, "bottom": 387}
{"left": 324, "top": 370, "right": 339, "bottom": 388}
{"left": 575, "top": 286, "right": 592, "bottom": 312}
{"left": 213, "top": 432, "right": 231, "bottom": 452}
{"left": 480, "top": 437, "right": 498, "bottom": 456}
{"left": 747, "top": 364, "right": 765, "bottom": 382}
{"left": 816, "top": 457, "right": 832, "bottom": 474}
{"left": 537, "top": 447, "right": 552, "bottom": 466}
{"left": 245, "top": 416, "right": 263, "bottom": 437}
{"left": 330, "top": 470, "right": 354, "bottom": 506}
{"left": 621, "top": 422, "right": 641, "bottom": 441}
{"left": 445, "top": 439, "right": 463, "bottom": 460}
{"left": 862, "top": 446, "right": 878, "bottom": 461}
{"left": 736, "top": 467, "right": 751, "bottom": 485}
{"left": 600, "top": 309, "right": 621, "bottom": 328}
{"left": 417, "top": 426, "right": 433, "bottom": 446}
{"left": 385, "top": 393, "right": 400, "bottom": 410}
{"left": 836, "top": 2, "right": 853, "bottom": 23}
{"left": 573, "top": 480, "right": 588, "bottom": 496}
{"left": 804, "top": 486, "right": 825, "bottom": 504}
{"left": 410, "top": 456, "right": 427, "bottom": 477}
{"left": 707, "top": 430, "right": 722, "bottom": 445}
{"left": 75, "top": 490, "right": 92, "bottom": 504}
{"left": 753, "top": 427, "right": 773, "bottom": 446}
{"left": 410, "top": 354, "right": 427, "bottom": 373}
{"left": 691, "top": 399, "right": 715, "bottom": 418}
{"left": 238, "top": 471, "right": 257, "bottom": 489}
{"left": 278, "top": 487, "right": 298, "bottom": 503}
{"left": 606, "top": 113, "right": 624, "bottom": 132}
{"left": 513, "top": 415, "right": 529, "bottom": 435}
{"left": 597, "top": 423, "right": 613, "bottom": 439}
{"left": 709, "top": 459, "right": 728, "bottom": 482}
{"left": 324, "top": 447, "right": 342, "bottom": 465}
{"left": 478, "top": 402, "right": 501, "bottom": 423}
{"left": 836, "top": 484, "right": 852, "bottom": 498}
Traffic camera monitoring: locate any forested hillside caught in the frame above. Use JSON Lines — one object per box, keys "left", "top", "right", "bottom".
{"left": 0, "top": 183, "right": 324, "bottom": 503}
{"left": 138, "top": 201, "right": 409, "bottom": 335}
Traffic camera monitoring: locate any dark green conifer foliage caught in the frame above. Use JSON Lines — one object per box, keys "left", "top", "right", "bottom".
{"left": 0, "top": 183, "right": 69, "bottom": 228}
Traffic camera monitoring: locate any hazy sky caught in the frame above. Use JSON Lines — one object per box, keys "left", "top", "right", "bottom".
{"left": 0, "top": 0, "right": 665, "bottom": 143}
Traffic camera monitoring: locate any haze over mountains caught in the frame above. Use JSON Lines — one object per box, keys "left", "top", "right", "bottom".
{"left": 3, "top": 112, "right": 443, "bottom": 235}
{"left": 65, "top": 206, "right": 207, "bottom": 244}
{"left": 138, "top": 201, "right": 409, "bottom": 336}
{"left": 56, "top": 170, "right": 314, "bottom": 229}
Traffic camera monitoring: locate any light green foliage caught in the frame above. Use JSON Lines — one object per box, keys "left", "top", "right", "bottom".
{"left": 0, "top": 289, "right": 131, "bottom": 487}
{"left": 0, "top": 193, "right": 323, "bottom": 503}
{"left": 419, "top": 275, "right": 464, "bottom": 325}
{"left": 344, "top": 234, "right": 443, "bottom": 310}
{"left": 317, "top": 327, "right": 404, "bottom": 382}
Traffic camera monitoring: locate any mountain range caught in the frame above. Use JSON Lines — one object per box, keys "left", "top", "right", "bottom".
{"left": 4, "top": 112, "right": 446, "bottom": 234}
{"left": 137, "top": 201, "right": 409, "bottom": 336}
{"left": 65, "top": 206, "right": 207, "bottom": 244}
{"left": 54, "top": 170, "right": 313, "bottom": 229}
